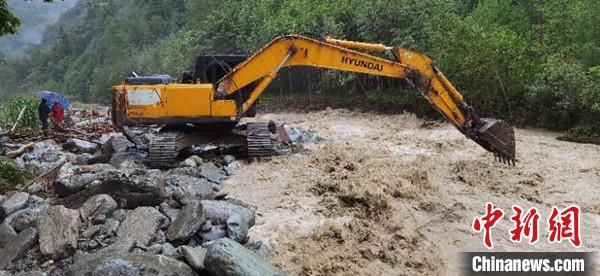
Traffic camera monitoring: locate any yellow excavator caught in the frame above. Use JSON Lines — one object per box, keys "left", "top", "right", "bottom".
{"left": 112, "top": 34, "right": 515, "bottom": 167}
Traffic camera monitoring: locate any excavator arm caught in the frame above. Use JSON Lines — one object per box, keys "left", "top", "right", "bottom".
{"left": 216, "top": 35, "right": 516, "bottom": 164}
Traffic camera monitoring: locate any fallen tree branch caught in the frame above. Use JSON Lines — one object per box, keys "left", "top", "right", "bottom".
{"left": 20, "top": 159, "right": 68, "bottom": 193}
{"left": 10, "top": 106, "right": 27, "bottom": 132}
{"left": 6, "top": 142, "right": 34, "bottom": 158}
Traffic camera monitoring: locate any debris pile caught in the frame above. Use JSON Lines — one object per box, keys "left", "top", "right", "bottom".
{"left": 0, "top": 108, "right": 328, "bottom": 275}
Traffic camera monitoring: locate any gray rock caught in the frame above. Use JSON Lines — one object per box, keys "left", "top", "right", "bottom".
{"left": 101, "top": 218, "right": 120, "bottom": 235}
{"left": 201, "top": 200, "right": 256, "bottom": 226}
{"left": 0, "top": 228, "right": 37, "bottom": 269}
{"left": 71, "top": 240, "right": 134, "bottom": 274}
{"left": 146, "top": 243, "right": 178, "bottom": 257}
{"left": 153, "top": 230, "right": 167, "bottom": 244}
{"left": 4, "top": 200, "right": 48, "bottom": 232}
{"left": 222, "top": 155, "right": 235, "bottom": 165}
{"left": 181, "top": 156, "right": 203, "bottom": 167}
{"left": 37, "top": 205, "right": 81, "bottom": 259}
{"left": 201, "top": 220, "right": 212, "bottom": 232}
{"left": 1, "top": 192, "right": 29, "bottom": 217}
{"left": 224, "top": 161, "right": 241, "bottom": 176}
{"left": 159, "top": 202, "right": 180, "bottom": 222}
{"left": 165, "top": 174, "right": 217, "bottom": 203}
{"left": 14, "top": 270, "right": 47, "bottom": 276}
{"left": 72, "top": 153, "right": 94, "bottom": 165}
{"left": 25, "top": 181, "right": 43, "bottom": 194}
{"left": 167, "top": 201, "right": 205, "bottom": 243}
{"left": 54, "top": 163, "right": 117, "bottom": 196}
{"left": 56, "top": 169, "right": 167, "bottom": 209}
{"left": 0, "top": 223, "right": 17, "bottom": 247}
{"left": 227, "top": 213, "right": 249, "bottom": 243}
{"left": 201, "top": 225, "right": 227, "bottom": 243}
{"left": 119, "top": 254, "right": 197, "bottom": 276}
{"left": 73, "top": 249, "right": 195, "bottom": 276}
{"left": 109, "top": 150, "right": 147, "bottom": 168}
{"left": 63, "top": 138, "right": 98, "bottom": 154}
{"left": 117, "top": 207, "right": 167, "bottom": 246}
{"left": 168, "top": 167, "right": 203, "bottom": 178}
{"left": 0, "top": 195, "right": 5, "bottom": 205}
{"left": 90, "top": 135, "right": 133, "bottom": 164}
{"left": 82, "top": 225, "right": 101, "bottom": 239}
{"left": 112, "top": 209, "right": 127, "bottom": 222}
{"left": 200, "top": 162, "right": 225, "bottom": 184}
{"left": 15, "top": 140, "right": 67, "bottom": 176}
{"left": 79, "top": 194, "right": 117, "bottom": 220}
{"left": 181, "top": 245, "right": 207, "bottom": 271}
{"left": 203, "top": 238, "right": 283, "bottom": 276}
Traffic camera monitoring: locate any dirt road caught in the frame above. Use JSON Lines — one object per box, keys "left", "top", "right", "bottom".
{"left": 224, "top": 109, "right": 600, "bottom": 275}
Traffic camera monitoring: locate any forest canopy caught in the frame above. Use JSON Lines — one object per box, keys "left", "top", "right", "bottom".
{"left": 0, "top": 0, "right": 598, "bottom": 130}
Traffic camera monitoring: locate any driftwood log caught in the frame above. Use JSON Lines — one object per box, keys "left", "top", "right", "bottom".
{"left": 6, "top": 142, "right": 34, "bottom": 158}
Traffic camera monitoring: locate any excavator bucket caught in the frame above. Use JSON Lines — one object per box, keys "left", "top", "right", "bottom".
{"left": 473, "top": 119, "right": 516, "bottom": 165}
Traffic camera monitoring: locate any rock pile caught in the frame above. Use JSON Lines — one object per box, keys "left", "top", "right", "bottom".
{"left": 0, "top": 139, "right": 282, "bottom": 276}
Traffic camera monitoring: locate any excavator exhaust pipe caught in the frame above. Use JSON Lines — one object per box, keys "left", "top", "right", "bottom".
{"left": 471, "top": 119, "right": 516, "bottom": 165}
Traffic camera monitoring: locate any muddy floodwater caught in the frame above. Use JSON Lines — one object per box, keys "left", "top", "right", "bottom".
{"left": 224, "top": 109, "right": 600, "bottom": 275}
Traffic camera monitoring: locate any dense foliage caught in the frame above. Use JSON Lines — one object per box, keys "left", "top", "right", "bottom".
{"left": 0, "top": 97, "right": 41, "bottom": 130}
{"left": 0, "top": 0, "right": 599, "bottom": 130}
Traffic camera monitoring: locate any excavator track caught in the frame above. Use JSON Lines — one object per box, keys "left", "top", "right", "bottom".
{"left": 148, "top": 132, "right": 179, "bottom": 168}
{"left": 246, "top": 122, "right": 273, "bottom": 158}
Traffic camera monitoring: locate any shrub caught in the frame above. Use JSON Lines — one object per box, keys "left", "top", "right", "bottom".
{"left": 0, "top": 158, "right": 31, "bottom": 188}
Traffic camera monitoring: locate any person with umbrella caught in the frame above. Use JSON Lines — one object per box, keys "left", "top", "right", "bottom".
{"left": 52, "top": 102, "right": 65, "bottom": 131}
{"left": 37, "top": 91, "right": 69, "bottom": 132}
{"left": 38, "top": 98, "right": 51, "bottom": 133}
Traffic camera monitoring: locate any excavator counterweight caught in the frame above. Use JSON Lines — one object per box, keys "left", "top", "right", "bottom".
{"left": 112, "top": 34, "right": 516, "bottom": 166}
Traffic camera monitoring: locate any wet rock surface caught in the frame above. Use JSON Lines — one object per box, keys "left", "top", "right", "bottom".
{"left": 166, "top": 200, "right": 205, "bottom": 243}
{"left": 37, "top": 205, "right": 80, "bottom": 259}
{"left": 117, "top": 206, "right": 167, "bottom": 246}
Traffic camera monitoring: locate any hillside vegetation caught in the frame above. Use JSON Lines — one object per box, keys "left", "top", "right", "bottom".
{"left": 0, "top": 0, "right": 599, "bottom": 130}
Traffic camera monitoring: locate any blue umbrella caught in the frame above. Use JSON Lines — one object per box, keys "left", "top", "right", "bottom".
{"left": 36, "top": 90, "right": 69, "bottom": 109}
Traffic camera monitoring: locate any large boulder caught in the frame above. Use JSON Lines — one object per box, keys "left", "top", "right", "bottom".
{"left": 165, "top": 174, "right": 217, "bottom": 204}
{"left": 71, "top": 240, "right": 134, "bottom": 274}
{"left": 4, "top": 206, "right": 46, "bottom": 233}
{"left": 54, "top": 163, "right": 118, "bottom": 196}
{"left": 200, "top": 162, "right": 225, "bottom": 184}
{"left": 74, "top": 253, "right": 196, "bottom": 276}
{"left": 56, "top": 168, "right": 167, "bottom": 209}
{"left": 3, "top": 196, "right": 48, "bottom": 232}
{"left": 0, "top": 223, "right": 16, "bottom": 248}
{"left": 90, "top": 135, "right": 133, "bottom": 164}
{"left": 201, "top": 200, "right": 256, "bottom": 226}
{"left": 79, "top": 194, "right": 117, "bottom": 221}
{"left": 203, "top": 238, "right": 283, "bottom": 276}
{"left": 166, "top": 200, "right": 205, "bottom": 243}
{"left": 117, "top": 206, "right": 167, "bottom": 246}
{"left": 1, "top": 192, "right": 29, "bottom": 218}
{"left": 227, "top": 213, "right": 249, "bottom": 243}
{"left": 0, "top": 228, "right": 37, "bottom": 269}
{"left": 37, "top": 205, "right": 81, "bottom": 259}
{"left": 62, "top": 138, "right": 98, "bottom": 154}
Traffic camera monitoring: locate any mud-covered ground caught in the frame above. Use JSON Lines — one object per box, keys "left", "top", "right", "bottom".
{"left": 224, "top": 109, "right": 600, "bottom": 275}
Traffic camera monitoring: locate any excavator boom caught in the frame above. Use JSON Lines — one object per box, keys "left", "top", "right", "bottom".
{"left": 216, "top": 35, "right": 516, "bottom": 164}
